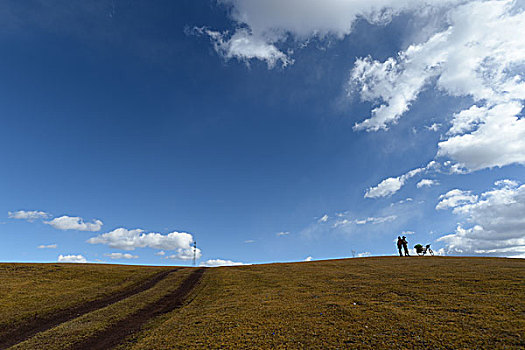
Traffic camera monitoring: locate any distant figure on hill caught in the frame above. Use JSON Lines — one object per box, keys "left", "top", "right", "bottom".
{"left": 402, "top": 236, "right": 410, "bottom": 256}
{"left": 396, "top": 236, "right": 403, "bottom": 257}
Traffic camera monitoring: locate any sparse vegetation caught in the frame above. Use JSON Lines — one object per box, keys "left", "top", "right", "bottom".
{"left": 1, "top": 257, "right": 524, "bottom": 349}
{"left": 132, "top": 257, "right": 524, "bottom": 349}
{"left": 0, "top": 263, "right": 169, "bottom": 346}
{"left": 11, "top": 268, "right": 195, "bottom": 350}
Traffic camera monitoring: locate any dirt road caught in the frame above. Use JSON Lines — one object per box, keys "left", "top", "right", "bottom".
{"left": 0, "top": 269, "right": 177, "bottom": 349}
{"left": 73, "top": 268, "right": 205, "bottom": 350}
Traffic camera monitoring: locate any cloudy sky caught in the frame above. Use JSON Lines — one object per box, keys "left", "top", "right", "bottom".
{"left": 2, "top": 0, "right": 524, "bottom": 266}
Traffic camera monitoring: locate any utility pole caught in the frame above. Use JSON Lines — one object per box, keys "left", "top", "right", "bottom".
{"left": 193, "top": 241, "right": 197, "bottom": 266}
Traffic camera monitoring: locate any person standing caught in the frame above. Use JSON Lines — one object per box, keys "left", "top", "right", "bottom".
{"left": 396, "top": 236, "right": 403, "bottom": 257}
{"left": 402, "top": 236, "right": 410, "bottom": 256}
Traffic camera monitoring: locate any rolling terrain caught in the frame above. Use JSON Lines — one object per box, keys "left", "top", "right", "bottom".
{"left": 1, "top": 257, "right": 523, "bottom": 349}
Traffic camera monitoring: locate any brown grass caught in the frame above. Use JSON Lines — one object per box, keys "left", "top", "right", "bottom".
{"left": 1, "top": 257, "right": 524, "bottom": 349}
{"left": 0, "top": 263, "right": 168, "bottom": 343}
{"left": 11, "top": 268, "right": 195, "bottom": 350}
{"left": 132, "top": 257, "right": 524, "bottom": 349}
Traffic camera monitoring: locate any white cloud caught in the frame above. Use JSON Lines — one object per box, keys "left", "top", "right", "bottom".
{"left": 300, "top": 199, "right": 418, "bottom": 239}
{"left": 104, "top": 253, "right": 138, "bottom": 259}
{"left": 351, "top": 0, "right": 525, "bottom": 171}
{"left": 425, "top": 123, "right": 441, "bottom": 132}
{"left": 164, "top": 250, "right": 199, "bottom": 260}
{"left": 435, "top": 248, "right": 446, "bottom": 256}
{"left": 435, "top": 189, "right": 478, "bottom": 210}
{"left": 365, "top": 176, "right": 407, "bottom": 198}
{"left": 203, "top": 0, "right": 462, "bottom": 68}
{"left": 365, "top": 161, "right": 437, "bottom": 198}
{"left": 417, "top": 179, "right": 439, "bottom": 188}
{"left": 244, "top": 240, "right": 255, "bottom": 243}
{"left": 58, "top": 254, "right": 87, "bottom": 263}
{"left": 333, "top": 214, "right": 396, "bottom": 227}
{"left": 357, "top": 252, "right": 371, "bottom": 258}
{"left": 155, "top": 251, "right": 166, "bottom": 256}
{"left": 392, "top": 198, "right": 413, "bottom": 206}
{"left": 318, "top": 214, "right": 329, "bottom": 223}
{"left": 437, "top": 102, "right": 525, "bottom": 171}
{"left": 8, "top": 210, "right": 49, "bottom": 222}
{"left": 199, "top": 259, "right": 245, "bottom": 267}
{"left": 445, "top": 105, "right": 486, "bottom": 136}
{"left": 401, "top": 230, "right": 415, "bottom": 235}
{"left": 437, "top": 180, "right": 525, "bottom": 257}
{"left": 351, "top": 26, "right": 452, "bottom": 131}
{"left": 332, "top": 219, "right": 350, "bottom": 228}
{"left": 354, "top": 215, "right": 397, "bottom": 225}
{"left": 447, "top": 162, "right": 468, "bottom": 175}
{"left": 276, "top": 231, "right": 290, "bottom": 236}
{"left": 87, "top": 228, "right": 201, "bottom": 260}
{"left": 304, "top": 256, "right": 313, "bottom": 261}
{"left": 203, "top": 1, "right": 525, "bottom": 173}
{"left": 352, "top": 54, "right": 434, "bottom": 131}
{"left": 494, "top": 179, "right": 519, "bottom": 188}
{"left": 45, "top": 216, "right": 103, "bottom": 232}
{"left": 37, "top": 244, "right": 57, "bottom": 249}
{"left": 197, "top": 28, "right": 292, "bottom": 68}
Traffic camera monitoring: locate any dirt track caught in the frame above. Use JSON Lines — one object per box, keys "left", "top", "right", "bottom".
{"left": 0, "top": 269, "right": 177, "bottom": 349}
{"left": 73, "top": 268, "right": 205, "bottom": 350}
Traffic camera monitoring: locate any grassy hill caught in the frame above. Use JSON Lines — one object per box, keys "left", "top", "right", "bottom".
{"left": 1, "top": 257, "right": 523, "bottom": 349}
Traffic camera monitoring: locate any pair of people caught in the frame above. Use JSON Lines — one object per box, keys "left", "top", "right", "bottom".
{"left": 397, "top": 236, "right": 410, "bottom": 256}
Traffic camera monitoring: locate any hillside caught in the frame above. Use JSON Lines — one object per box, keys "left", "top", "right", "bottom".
{"left": 1, "top": 257, "right": 523, "bottom": 349}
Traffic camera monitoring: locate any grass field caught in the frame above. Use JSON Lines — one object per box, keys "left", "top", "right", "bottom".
{"left": 0, "top": 263, "right": 170, "bottom": 346}
{"left": 1, "top": 257, "right": 524, "bottom": 349}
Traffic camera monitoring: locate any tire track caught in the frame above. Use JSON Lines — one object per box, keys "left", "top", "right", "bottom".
{"left": 0, "top": 269, "right": 177, "bottom": 349}
{"left": 74, "top": 268, "right": 205, "bottom": 350}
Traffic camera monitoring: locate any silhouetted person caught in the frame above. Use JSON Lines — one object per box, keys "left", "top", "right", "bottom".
{"left": 402, "top": 236, "right": 410, "bottom": 256}
{"left": 396, "top": 236, "right": 403, "bottom": 256}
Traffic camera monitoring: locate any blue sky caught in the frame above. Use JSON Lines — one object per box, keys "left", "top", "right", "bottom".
{"left": 2, "top": 0, "right": 524, "bottom": 266}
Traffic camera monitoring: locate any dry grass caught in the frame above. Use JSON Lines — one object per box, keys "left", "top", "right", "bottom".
{"left": 0, "top": 263, "right": 168, "bottom": 341}
{"left": 12, "top": 268, "right": 194, "bottom": 350}
{"left": 132, "top": 257, "right": 524, "bottom": 349}
{"left": 2, "top": 257, "right": 524, "bottom": 349}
